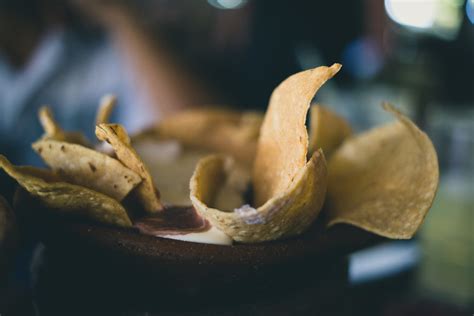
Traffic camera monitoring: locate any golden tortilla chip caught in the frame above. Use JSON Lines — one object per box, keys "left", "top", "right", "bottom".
{"left": 142, "top": 108, "right": 263, "bottom": 166}
{"left": 95, "top": 94, "right": 117, "bottom": 126}
{"left": 326, "top": 103, "right": 439, "bottom": 239}
{"left": 253, "top": 64, "right": 341, "bottom": 207}
{"left": 308, "top": 105, "right": 352, "bottom": 157}
{"left": 16, "top": 166, "right": 62, "bottom": 182}
{"left": 189, "top": 65, "right": 343, "bottom": 242}
{"left": 190, "top": 151, "right": 327, "bottom": 243}
{"left": 38, "top": 106, "right": 90, "bottom": 146}
{"left": 96, "top": 124, "right": 164, "bottom": 212}
{"left": 0, "top": 155, "right": 132, "bottom": 227}
{"left": 32, "top": 139, "right": 141, "bottom": 201}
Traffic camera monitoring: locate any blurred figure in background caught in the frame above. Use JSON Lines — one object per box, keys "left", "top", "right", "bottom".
{"left": 0, "top": 0, "right": 141, "bottom": 166}
{"left": 0, "top": 0, "right": 212, "bottom": 166}
{"left": 0, "top": 0, "right": 362, "bottom": 166}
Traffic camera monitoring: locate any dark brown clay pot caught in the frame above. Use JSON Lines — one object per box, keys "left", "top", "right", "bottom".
{"left": 14, "top": 189, "right": 383, "bottom": 312}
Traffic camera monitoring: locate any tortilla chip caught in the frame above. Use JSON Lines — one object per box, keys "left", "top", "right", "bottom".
{"left": 32, "top": 139, "right": 141, "bottom": 201}
{"left": 16, "top": 166, "right": 62, "bottom": 182}
{"left": 96, "top": 124, "right": 164, "bottom": 212}
{"left": 326, "top": 103, "right": 439, "bottom": 239}
{"left": 38, "top": 106, "right": 90, "bottom": 146}
{"left": 190, "top": 151, "right": 327, "bottom": 243}
{"left": 0, "top": 155, "right": 132, "bottom": 227}
{"left": 95, "top": 94, "right": 117, "bottom": 126}
{"left": 253, "top": 64, "right": 341, "bottom": 206}
{"left": 308, "top": 105, "right": 352, "bottom": 157}
{"left": 143, "top": 108, "right": 262, "bottom": 166}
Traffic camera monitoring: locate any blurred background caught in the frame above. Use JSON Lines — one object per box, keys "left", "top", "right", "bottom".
{"left": 0, "top": 0, "right": 473, "bottom": 314}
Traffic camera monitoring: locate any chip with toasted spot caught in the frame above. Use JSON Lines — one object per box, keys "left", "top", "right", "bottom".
{"left": 96, "top": 123, "right": 164, "bottom": 212}
{"left": 32, "top": 139, "right": 141, "bottom": 201}
{"left": 0, "top": 155, "right": 132, "bottom": 227}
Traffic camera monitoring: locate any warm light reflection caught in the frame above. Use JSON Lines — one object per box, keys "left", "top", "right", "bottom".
{"left": 384, "top": 0, "right": 464, "bottom": 39}
{"left": 385, "top": 0, "right": 438, "bottom": 28}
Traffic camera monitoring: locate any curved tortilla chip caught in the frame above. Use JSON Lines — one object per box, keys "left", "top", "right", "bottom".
{"left": 38, "top": 106, "right": 90, "bottom": 146}
{"left": 140, "top": 108, "right": 262, "bottom": 166}
{"left": 0, "top": 155, "right": 132, "bottom": 227}
{"left": 16, "top": 166, "right": 62, "bottom": 182}
{"left": 253, "top": 64, "right": 341, "bottom": 206}
{"left": 32, "top": 139, "right": 141, "bottom": 201}
{"left": 95, "top": 94, "right": 117, "bottom": 126}
{"left": 190, "top": 151, "right": 327, "bottom": 243}
{"left": 96, "top": 124, "right": 164, "bottom": 212}
{"left": 308, "top": 105, "right": 352, "bottom": 157}
{"left": 326, "top": 103, "right": 439, "bottom": 239}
